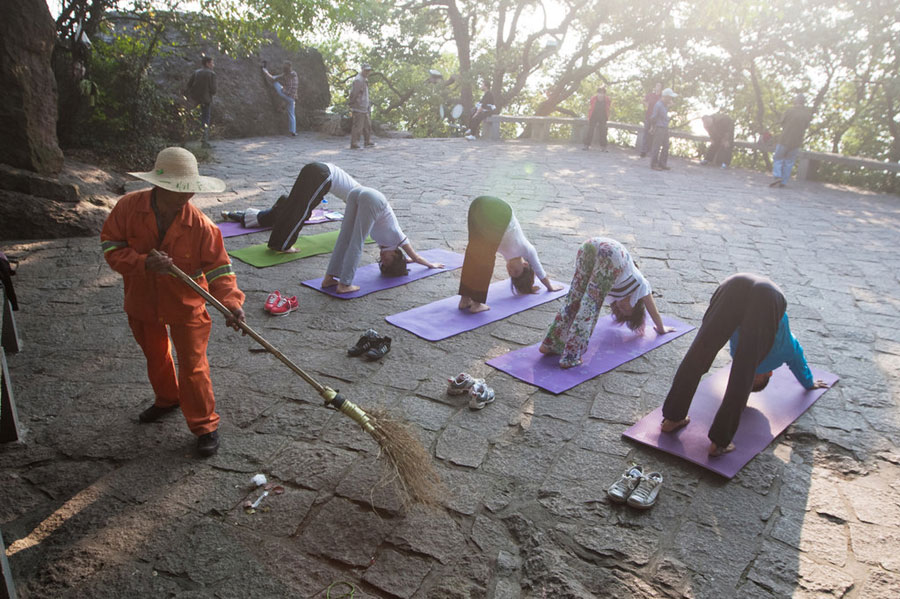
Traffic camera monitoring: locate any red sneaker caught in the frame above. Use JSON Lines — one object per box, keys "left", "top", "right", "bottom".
{"left": 264, "top": 290, "right": 281, "bottom": 313}
{"left": 269, "top": 295, "right": 299, "bottom": 316}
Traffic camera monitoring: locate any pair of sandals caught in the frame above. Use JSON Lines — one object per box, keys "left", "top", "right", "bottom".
{"left": 347, "top": 329, "right": 391, "bottom": 361}
{"left": 447, "top": 373, "right": 495, "bottom": 410}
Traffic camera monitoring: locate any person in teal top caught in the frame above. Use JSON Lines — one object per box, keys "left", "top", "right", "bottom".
{"left": 729, "top": 312, "right": 814, "bottom": 390}
{"left": 660, "top": 273, "right": 828, "bottom": 457}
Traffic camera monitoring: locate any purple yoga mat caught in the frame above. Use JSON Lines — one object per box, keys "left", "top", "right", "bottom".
{"left": 486, "top": 315, "right": 694, "bottom": 394}
{"left": 386, "top": 279, "right": 569, "bottom": 341}
{"left": 622, "top": 364, "right": 839, "bottom": 478}
{"left": 301, "top": 248, "right": 464, "bottom": 299}
{"left": 218, "top": 209, "right": 342, "bottom": 238}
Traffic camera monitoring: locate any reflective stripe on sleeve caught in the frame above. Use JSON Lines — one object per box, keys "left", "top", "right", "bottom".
{"left": 205, "top": 263, "right": 236, "bottom": 284}
{"left": 101, "top": 240, "right": 128, "bottom": 253}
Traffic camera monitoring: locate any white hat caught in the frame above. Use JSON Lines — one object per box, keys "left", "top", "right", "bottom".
{"left": 361, "top": 63, "right": 372, "bottom": 71}
{"left": 129, "top": 147, "right": 225, "bottom": 194}
{"left": 662, "top": 88, "right": 678, "bottom": 98}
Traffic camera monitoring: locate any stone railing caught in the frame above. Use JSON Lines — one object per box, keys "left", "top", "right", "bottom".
{"left": 483, "top": 115, "right": 900, "bottom": 181}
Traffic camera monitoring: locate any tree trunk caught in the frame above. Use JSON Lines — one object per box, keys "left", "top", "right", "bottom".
{"left": 445, "top": 1, "right": 473, "bottom": 117}
{"left": 748, "top": 59, "right": 770, "bottom": 169}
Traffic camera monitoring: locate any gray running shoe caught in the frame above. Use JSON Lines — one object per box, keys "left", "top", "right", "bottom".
{"left": 447, "top": 373, "right": 483, "bottom": 396}
{"left": 468, "top": 382, "right": 495, "bottom": 410}
{"left": 626, "top": 471, "right": 663, "bottom": 510}
{"left": 607, "top": 465, "right": 643, "bottom": 503}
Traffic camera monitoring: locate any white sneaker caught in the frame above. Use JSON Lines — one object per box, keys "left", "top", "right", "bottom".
{"left": 465, "top": 135, "right": 476, "bottom": 141}
{"left": 447, "top": 373, "right": 483, "bottom": 396}
{"left": 468, "top": 382, "right": 495, "bottom": 410}
{"left": 626, "top": 472, "right": 663, "bottom": 509}
{"left": 607, "top": 465, "right": 643, "bottom": 503}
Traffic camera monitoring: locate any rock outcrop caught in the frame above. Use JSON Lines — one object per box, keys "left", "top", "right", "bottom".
{"left": 0, "top": 160, "right": 124, "bottom": 240}
{"left": 0, "top": 0, "right": 65, "bottom": 174}
{"left": 127, "top": 19, "right": 332, "bottom": 138}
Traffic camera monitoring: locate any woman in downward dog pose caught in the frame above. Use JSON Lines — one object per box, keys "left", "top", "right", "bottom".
{"left": 540, "top": 237, "right": 674, "bottom": 368}
{"left": 322, "top": 186, "right": 443, "bottom": 293}
{"left": 221, "top": 161, "right": 359, "bottom": 253}
{"left": 458, "top": 196, "right": 562, "bottom": 313}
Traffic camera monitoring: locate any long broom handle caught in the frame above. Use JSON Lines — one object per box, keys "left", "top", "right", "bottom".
{"left": 149, "top": 251, "right": 376, "bottom": 433}
{"left": 149, "top": 249, "right": 326, "bottom": 394}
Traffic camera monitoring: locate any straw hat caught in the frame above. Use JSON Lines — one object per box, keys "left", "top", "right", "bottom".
{"left": 129, "top": 147, "right": 226, "bottom": 193}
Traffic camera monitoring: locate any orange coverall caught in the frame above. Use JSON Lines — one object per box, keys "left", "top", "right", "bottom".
{"left": 101, "top": 189, "right": 244, "bottom": 435}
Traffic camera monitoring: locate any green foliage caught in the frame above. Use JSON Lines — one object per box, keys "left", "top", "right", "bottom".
{"left": 60, "top": 0, "right": 900, "bottom": 192}
{"left": 198, "top": 0, "right": 340, "bottom": 53}
{"left": 70, "top": 14, "right": 192, "bottom": 167}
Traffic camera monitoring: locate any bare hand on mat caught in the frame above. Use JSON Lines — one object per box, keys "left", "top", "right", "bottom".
{"left": 811, "top": 379, "right": 830, "bottom": 389}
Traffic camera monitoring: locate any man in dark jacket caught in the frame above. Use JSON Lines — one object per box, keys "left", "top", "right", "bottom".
{"left": 465, "top": 81, "right": 497, "bottom": 140}
{"left": 583, "top": 86, "right": 612, "bottom": 151}
{"left": 770, "top": 94, "right": 813, "bottom": 187}
{"left": 185, "top": 56, "right": 217, "bottom": 148}
{"left": 701, "top": 113, "right": 735, "bottom": 168}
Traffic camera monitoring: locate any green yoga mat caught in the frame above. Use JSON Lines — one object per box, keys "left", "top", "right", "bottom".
{"left": 229, "top": 230, "right": 374, "bottom": 268}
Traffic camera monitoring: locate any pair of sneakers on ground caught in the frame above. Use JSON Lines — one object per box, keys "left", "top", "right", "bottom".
{"left": 607, "top": 465, "right": 663, "bottom": 509}
{"left": 447, "top": 373, "right": 495, "bottom": 410}
{"left": 264, "top": 290, "right": 299, "bottom": 316}
{"left": 347, "top": 328, "right": 391, "bottom": 361}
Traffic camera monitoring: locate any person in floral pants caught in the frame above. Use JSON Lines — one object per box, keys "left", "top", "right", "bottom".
{"left": 540, "top": 238, "right": 673, "bottom": 368}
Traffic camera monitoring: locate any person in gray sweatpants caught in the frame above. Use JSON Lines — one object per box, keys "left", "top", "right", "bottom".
{"left": 321, "top": 187, "right": 444, "bottom": 293}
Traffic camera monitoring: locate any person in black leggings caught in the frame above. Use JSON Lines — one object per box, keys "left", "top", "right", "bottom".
{"left": 660, "top": 273, "right": 828, "bottom": 456}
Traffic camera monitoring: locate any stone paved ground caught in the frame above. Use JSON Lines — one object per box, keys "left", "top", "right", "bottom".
{"left": 3, "top": 133, "right": 900, "bottom": 598}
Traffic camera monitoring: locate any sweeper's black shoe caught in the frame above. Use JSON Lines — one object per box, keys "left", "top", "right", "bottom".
{"left": 197, "top": 431, "right": 219, "bottom": 457}
{"left": 364, "top": 336, "right": 391, "bottom": 361}
{"left": 139, "top": 403, "right": 179, "bottom": 423}
{"left": 348, "top": 328, "right": 381, "bottom": 356}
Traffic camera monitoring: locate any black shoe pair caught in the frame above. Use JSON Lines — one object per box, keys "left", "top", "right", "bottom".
{"left": 138, "top": 403, "right": 218, "bottom": 457}
{"left": 347, "top": 329, "right": 391, "bottom": 361}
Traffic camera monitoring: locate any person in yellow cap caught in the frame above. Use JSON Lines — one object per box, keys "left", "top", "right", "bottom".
{"left": 100, "top": 147, "right": 245, "bottom": 457}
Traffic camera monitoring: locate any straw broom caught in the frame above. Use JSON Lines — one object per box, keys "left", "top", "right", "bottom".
{"left": 153, "top": 251, "right": 442, "bottom": 507}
